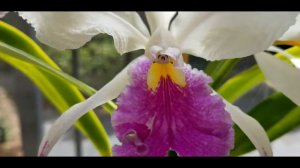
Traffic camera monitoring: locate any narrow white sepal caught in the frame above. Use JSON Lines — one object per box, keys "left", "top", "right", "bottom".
{"left": 37, "top": 57, "right": 147, "bottom": 156}
{"left": 255, "top": 52, "right": 300, "bottom": 106}
{"left": 224, "top": 101, "right": 273, "bottom": 156}
{"left": 211, "top": 91, "right": 273, "bottom": 156}
{"left": 145, "top": 12, "right": 176, "bottom": 34}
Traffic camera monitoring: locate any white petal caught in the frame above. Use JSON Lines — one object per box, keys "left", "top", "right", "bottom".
{"left": 211, "top": 91, "right": 272, "bottom": 156}
{"left": 161, "top": 47, "right": 181, "bottom": 60}
{"left": 145, "top": 12, "right": 175, "bottom": 33}
{"left": 0, "top": 11, "right": 8, "bottom": 18}
{"left": 144, "top": 27, "right": 184, "bottom": 66}
{"left": 38, "top": 56, "right": 144, "bottom": 156}
{"left": 171, "top": 12, "right": 298, "bottom": 61}
{"left": 113, "top": 12, "right": 150, "bottom": 38}
{"left": 255, "top": 52, "right": 300, "bottom": 106}
{"left": 280, "top": 14, "right": 300, "bottom": 41}
{"left": 149, "top": 45, "right": 163, "bottom": 59}
{"left": 225, "top": 101, "right": 273, "bottom": 156}
{"left": 267, "top": 46, "right": 300, "bottom": 68}
{"left": 18, "top": 12, "right": 149, "bottom": 54}
{"left": 145, "top": 27, "right": 178, "bottom": 57}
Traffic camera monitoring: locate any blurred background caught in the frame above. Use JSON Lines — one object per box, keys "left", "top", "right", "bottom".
{"left": 0, "top": 12, "right": 299, "bottom": 156}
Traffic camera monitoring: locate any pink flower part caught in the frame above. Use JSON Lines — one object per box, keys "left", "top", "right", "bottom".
{"left": 111, "top": 57, "right": 234, "bottom": 156}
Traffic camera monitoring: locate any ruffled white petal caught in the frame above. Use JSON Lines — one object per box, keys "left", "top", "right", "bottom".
{"left": 280, "top": 14, "right": 300, "bottom": 41}
{"left": 171, "top": 12, "right": 298, "bottom": 61}
{"left": 38, "top": 59, "right": 136, "bottom": 156}
{"left": 255, "top": 52, "right": 300, "bottom": 106}
{"left": 18, "top": 12, "right": 149, "bottom": 54}
{"left": 145, "top": 12, "right": 175, "bottom": 33}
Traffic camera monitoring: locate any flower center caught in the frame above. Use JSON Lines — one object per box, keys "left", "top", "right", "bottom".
{"left": 147, "top": 46, "right": 186, "bottom": 91}
{"left": 155, "top": 54, "right": 174, "bottom": 64}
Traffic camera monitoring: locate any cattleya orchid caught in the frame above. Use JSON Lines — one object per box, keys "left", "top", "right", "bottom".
{"left": 11, "top": 12, "right": 299, "bottom": 156}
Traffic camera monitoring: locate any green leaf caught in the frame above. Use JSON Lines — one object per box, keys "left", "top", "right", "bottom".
{"left": 0, "top": 41, "right": 117, "bottom": 115}
{"left": 0, "top": 41, "right": 96, "bottom": 95}
{"left": 204, "top": 58, "right": 240, "bottom": 89}
{"left": 217, "top": 65, "right": 265, "bottom": 103}
{"left": 267, "top": 107, "right": 300, "bottom": 141}
{"left": 0, "top": 21, "right": 113, "bottom": 155}
{"left": 231, "top": 92, "right": 298, "bottom": 156}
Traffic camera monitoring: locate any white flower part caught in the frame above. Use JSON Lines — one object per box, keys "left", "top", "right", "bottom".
{"left": 163, "top": 47, "right": 184, "bottom": 67}
{"left": 18, "top": 12, "right": 149, "bottom": 54}
{"left": 145, "top": 27, "right": 178, "bottom": 51}
{"left": 224, "top": 101, "right": 273, "bottom": 156}
{"left": 255, "top": 52, "right": 300, "bottom": 106}
{"left": 267, "top": 46, "right": 300, "bottom": 68}
{"left": 280, "top": 14, "right": 300, "bottom": 41}
{"left": 150, "top": 45, "right": 163, "bottom": 60}
{"left": 145, "top": 12, "right": 176, "bottom": 33}
{"left": 113, "top": 12, "right": 150, "bottom": 38}
{"left": 37, "top": 57, "right": 146, "bottom": 156}
{"left": 145, "top": 27, "right": 184, "bottom": 66}
{"left": 170, "top": 12, "right": 298, "bottom": 61}
{"left": 211, "top": 91, "right": 273, "bottom": 156}
{"left": 160, "top": 47, "right": 181, "bottom": 60}
{"left": 0, "top": 12, "right": 8, "bottom": 18}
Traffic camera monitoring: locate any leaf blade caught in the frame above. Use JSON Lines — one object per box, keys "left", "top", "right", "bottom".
{"left": 217, "top": 65, "right": 265, "bottom": 103}
{"left": 0, "top": 21, "right": 114, "bottom": 156}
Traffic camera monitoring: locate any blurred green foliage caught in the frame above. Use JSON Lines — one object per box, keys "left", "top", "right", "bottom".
{"left": 41, "top": 34, "right": 143, "bottom": 89}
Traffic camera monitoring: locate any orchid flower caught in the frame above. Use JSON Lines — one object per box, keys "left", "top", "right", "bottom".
{"left": 255, "top": 13, "right": 300, "bottom": 107}
{"left": 17, "top": 12, "right": 298, "bottom": 156}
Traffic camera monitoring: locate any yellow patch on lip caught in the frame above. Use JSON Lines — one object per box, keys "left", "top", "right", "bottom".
{"left": 147, "top": 62, "right": 186, "bottom": 91}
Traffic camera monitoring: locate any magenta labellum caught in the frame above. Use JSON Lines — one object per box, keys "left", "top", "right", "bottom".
{"left": 111, "top": 56, "right": 234, "bottom": 156}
